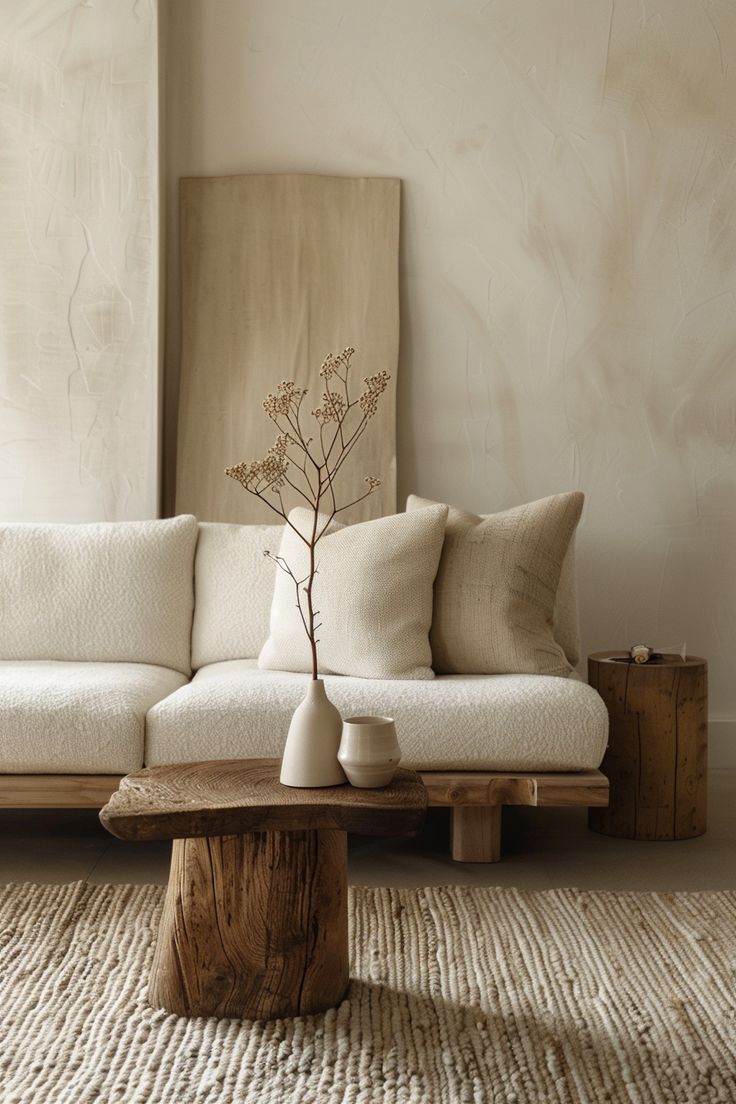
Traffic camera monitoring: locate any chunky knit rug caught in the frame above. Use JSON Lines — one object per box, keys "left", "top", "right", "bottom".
{"left": 1, "top": 882, "right": 734, "bottom": 1103}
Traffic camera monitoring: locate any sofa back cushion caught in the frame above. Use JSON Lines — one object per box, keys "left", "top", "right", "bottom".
{"left": 191, "top": 522, "right": 283, "bottom": 669}
{"left": 0, "top": 515, "right": 198, "bottom": 674}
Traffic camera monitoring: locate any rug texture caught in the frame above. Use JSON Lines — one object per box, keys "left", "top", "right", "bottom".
{"left": 1, "top": 882, "right": 734, "bottom": 1103}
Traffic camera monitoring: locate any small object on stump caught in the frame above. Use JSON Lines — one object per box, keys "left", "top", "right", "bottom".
{"left": 588, "top": 652, "right": 707, "bottom": 841}
{"left": 630, "top": 643, "right": 652, "bottom": 664}
{"left": 100, "top": 758, "right": 426, "bottom": 1020}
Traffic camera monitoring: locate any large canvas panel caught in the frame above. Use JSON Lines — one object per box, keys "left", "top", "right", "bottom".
{"left": 0, "top": 0, "right": 159, "bottom": 521}
{"left": 175, "top": 174, "right": 399, "bottom": 524}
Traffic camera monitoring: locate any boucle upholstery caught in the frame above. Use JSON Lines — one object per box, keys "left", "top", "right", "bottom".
{"left": 0, "top": 516, "right": 198, "bottom": 674}
{"left": 191, "top": 522, "right": 283, "bottom": 669}
{"left": 146, "top": 660, "right": 609, "bottom": 772}
{"left": 0, "top": 661, "right": 187, "bottom": 774}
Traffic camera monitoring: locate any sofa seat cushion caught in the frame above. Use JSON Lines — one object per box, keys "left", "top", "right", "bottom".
{"left": 0, "top": 662, "right": 188, "bottom": 774}
{"left": 145, "top": 660, "right": 609, "bottom": 772}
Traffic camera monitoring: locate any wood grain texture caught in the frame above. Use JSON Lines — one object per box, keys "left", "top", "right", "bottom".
{"left": 421, "top": 769, "right": 609, "bottom": 808}
{"left": 175, "top": 173, "right": 400, "bottom": 524}
{"left": 0, "top": 775, "right": 123, "bottom": 808}
{"left": 4, "top": 768, "right": 608, "bottom": 813}
{"left": 450, "top": 806, "right": 502, "bottom": 862}
{"left": 99, "top": 759, "right": 426, "bottom": 841}
{"left": 588, "top": 654, "right": 707, "bottom": 840}
{"left": 149, "top": 829, "right": 348, "bottom": 1020}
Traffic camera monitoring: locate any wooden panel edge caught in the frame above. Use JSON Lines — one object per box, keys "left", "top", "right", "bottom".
{"left": 0, "top": 769, "right": 609, "bottom": 811}
{"left": 421, "top": 769, "right": 609, "bottom": 808}
{"left": 534, "top": 772, "right": 609, "bottom": 808}
{"left": 0, "top": 775, "right": 123, "bottom": 808}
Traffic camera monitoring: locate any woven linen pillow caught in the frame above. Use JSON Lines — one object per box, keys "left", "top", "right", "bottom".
{"left": 258, "top": 503, "right": 449, "bottom": 680}
{"left": 406, "top": 492, "right": 584, "bottom": 677}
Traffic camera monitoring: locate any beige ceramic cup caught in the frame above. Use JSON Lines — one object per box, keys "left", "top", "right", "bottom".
{"left": 337, "top": 716, "right": 401, "bottom": 788}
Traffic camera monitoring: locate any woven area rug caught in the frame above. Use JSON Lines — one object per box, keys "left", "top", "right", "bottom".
{"left": 1, "top": 883, "right": 734, "bottom": 1103}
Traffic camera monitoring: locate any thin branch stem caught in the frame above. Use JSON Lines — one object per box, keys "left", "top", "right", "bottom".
{"left": 266, "top": 553, "right": 311, "bottom": 641}
{"left": 281, "top": 472, "right": 315, "bottom": 507}
{"left": 328, "top": 415, "right": 370, "bottom": 484}
{"left": 333, "top": 486, "right": 376, "bottom": 514}
{"left": 228, "top": 354, "right": 389, "bottom": 683}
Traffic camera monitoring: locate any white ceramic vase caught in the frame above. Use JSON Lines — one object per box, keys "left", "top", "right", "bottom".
{"left": 338, "top": 716, "right": 401, "bottom": 788}
{"left": 279, "top": 679, "right": 347, "bottom": 788}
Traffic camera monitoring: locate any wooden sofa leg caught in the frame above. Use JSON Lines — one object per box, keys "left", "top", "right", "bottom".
{"left": 451, "top": 806, "right": 502, "bottom": 863}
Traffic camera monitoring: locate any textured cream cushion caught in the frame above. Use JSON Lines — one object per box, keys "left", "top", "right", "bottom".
{"left": 258, "top": 504, "right": 449, "bottom": 680}
{"left": 192, "top": 522, "right": 283, "bottom": 669}
{"left": 146, "top": 660, "right": 608, "bottom": 771}
{"left": 407, "top": 493, "right": 584, "bottom": 677}
{"left": 0, "top": 516, "right": 198, "bottom": 674}
{"left": 0, "top": 661, "right": 187, "bottom": 774}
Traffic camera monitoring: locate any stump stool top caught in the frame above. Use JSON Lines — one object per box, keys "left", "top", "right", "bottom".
{"left": 100, "top": 757, "right": 427, "bottom": 841}
{"left": 588, "top": 651, "right": 707, "bottom": 841}
{"left": 589, "top": 651, "right": 706, "bottom": 668}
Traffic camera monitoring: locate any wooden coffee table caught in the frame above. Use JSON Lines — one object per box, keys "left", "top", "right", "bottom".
{"left": 100, "top": 758, "right": 426, "bottom": 1021}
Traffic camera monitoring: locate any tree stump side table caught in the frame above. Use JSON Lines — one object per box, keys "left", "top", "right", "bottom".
{"left": 100, "top": 758, "right": 426, "bottom": 1021}
{"left": 588, "top": 652, "right": 707, "bottom": 840}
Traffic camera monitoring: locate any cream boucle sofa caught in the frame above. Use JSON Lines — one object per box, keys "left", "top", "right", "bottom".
{"left": 0, "top": 517, "right": 609, "bottom": 861}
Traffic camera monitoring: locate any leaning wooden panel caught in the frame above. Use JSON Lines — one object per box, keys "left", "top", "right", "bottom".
{"left": 175, "top": 174, "right": 400, "bottom": 524}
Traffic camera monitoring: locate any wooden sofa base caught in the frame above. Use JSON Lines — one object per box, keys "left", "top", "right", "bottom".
{"left": 0, "top": 769, "right": 609, "bottom": 863}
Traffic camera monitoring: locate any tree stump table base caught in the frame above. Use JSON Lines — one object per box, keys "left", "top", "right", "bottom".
{"left": 100, "top": 759, "right": 426, "bottom": 1020}
{"left": 149, "top": 830, "right": 348, "bottom": 1020}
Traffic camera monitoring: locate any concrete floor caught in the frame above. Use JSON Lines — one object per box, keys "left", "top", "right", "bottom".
{"left": 1, "top": 770, "right": 734, "bottom": 891}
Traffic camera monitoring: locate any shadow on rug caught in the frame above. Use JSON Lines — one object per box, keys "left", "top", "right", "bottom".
{"left": 1, "top": 882, "right": 734, "bottom": 1103}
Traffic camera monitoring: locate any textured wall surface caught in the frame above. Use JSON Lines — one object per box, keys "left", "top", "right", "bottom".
{"left": 0, "top": 0, "right": 159, "bottom": 521}
{"left": 164, "top": 0, "right": 736, "bottom": 739}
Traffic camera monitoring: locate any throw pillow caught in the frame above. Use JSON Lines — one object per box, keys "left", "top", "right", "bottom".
{"left": 258, "top": 503, "right": 449, "bottom": 680}
{"left": 406, "top": 492, "right": 584, "bottom": 677}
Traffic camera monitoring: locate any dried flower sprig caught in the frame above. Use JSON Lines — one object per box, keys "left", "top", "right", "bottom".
{"left": 225, "top": 348, "right": 390, "bottom": 680}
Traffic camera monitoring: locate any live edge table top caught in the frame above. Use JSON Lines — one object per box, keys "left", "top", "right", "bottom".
{"left": 99, "top": 757, "right": 427, "bottom": 842}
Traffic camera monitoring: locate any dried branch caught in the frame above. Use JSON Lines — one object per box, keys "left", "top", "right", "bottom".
{"left": 226, "top": 349, "right": 389, "bottom": 679}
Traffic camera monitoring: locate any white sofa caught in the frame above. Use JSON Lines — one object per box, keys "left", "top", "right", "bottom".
{"left": 0, "top": 516, "right": 609, "bottom": 861}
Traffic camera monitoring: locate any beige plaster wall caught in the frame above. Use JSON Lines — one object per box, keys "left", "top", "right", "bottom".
{"left": 0, "top": 0, "right": 160, "bottom": 520}
{"left": 163, "top": 0, "right": 736, "bottom": 748}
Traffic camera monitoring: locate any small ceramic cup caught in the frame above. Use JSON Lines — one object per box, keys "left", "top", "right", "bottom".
{"left": 338, "top": 716, "right": 401, "bottom": 789}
